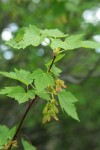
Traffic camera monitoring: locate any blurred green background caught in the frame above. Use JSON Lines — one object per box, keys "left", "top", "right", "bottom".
{"left": 0, "top": 0, "right": 100, "bottom": 150}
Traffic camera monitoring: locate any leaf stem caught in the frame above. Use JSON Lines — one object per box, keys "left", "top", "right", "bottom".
{"left": 48, "top": 53, "right": 56, "bottom": 72}
{"left": 8, "top": 53, "right": 56, "bottom": 150}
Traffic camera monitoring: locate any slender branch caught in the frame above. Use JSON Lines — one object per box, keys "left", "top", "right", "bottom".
{"left": 8, "top": 96, "right": 38, "bottom": 150}
{"left": 8, "top": 53, "right": 56, "bottom": 150}
{"left": 48, "top": 53, "right": 56, "bottom": 72}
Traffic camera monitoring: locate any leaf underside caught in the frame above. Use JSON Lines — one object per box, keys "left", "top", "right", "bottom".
{"left": 6, "top": 24, "right": 100, "bottom": 51}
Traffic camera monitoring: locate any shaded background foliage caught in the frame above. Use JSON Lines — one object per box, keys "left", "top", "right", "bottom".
{"left": 0, "top": 0, "right": 100, "bottom": 150}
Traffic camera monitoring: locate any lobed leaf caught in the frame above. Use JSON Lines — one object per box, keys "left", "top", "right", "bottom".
{"left": 58, "top": 90, "right": 79, "bottom": 121}
{"left": 6, "top": 25, "right": 41, "bottom": 49}
{"left": 6, "top": 24, "right": 100, "bottom": 52}
{"left": 0, "top": 68, "right": 34, "bottom": 86}
{"left": 6, "top": 25, "right": 68, "bottom": 49}
{"left": 51, "top": 65, "right": 62, "bottom": 76}
{"left": 63, "top": 34, "right": 84, "bottom": 50}
{"left": 0, "top": 86, "right": 35, "bottom": 104}
{"left": 34, "top": 90, "right": 50, "bottom": 100}
{"left": 32, "top": 69, "right": 54, "bottom": 91}
{"left": 50, "top": 34, "right": 84, "bottom": 50}
{"left": 81, "top": 40, "right": 100, "bottom": 49}
{"left": 50, "top": 38, "right": 64, "bottom": 49}
{"left": 14, "top": 68, "right": 34, "bottom": 85}
{"left": 0, "top": 125, "right": 16, "bottom": 147}
{"left": 40, "top": 28, "right": 68, "bottom": 38}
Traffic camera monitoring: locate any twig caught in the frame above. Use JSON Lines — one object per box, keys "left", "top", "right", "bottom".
{"left": 48, "top": 53, "right": 56, "bottom": 72}
{"left": 8, "top": 96, "right": 38, "bottom": 150}
{"left": 8, "top": 53, "right": 56, "bottom": 150}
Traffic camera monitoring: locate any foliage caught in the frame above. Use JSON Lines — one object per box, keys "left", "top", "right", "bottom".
{"left": 6, "top": 25, "right": 100, "bottom": 51}
{"left": 0, "top": 125, "right": 16, "bottom": 150}
{"left": 0, "top": 0, "right": 100, "bottom": 149}
{"left": 58, "top": 90, "right": 79, "bottom": 121}
{"left": 0, "top": 24, "right": 100, "bottom": 149}
{"left": 0, "top": 86, "right": 35, "bottom": 104}
{"left": 0, "top": 125, "right": 36, "bottom": 150}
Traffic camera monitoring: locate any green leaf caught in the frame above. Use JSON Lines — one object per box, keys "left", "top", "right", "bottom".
{"left": 50, "top": 34, "right": 84, "bottom": 50}
{"left": 40, "top": 28, "right": 68, "bottom": 38}
{"left": 0, "top": 125, "right": 16, "bottom": 147}
{"left": 0, "top": 86, "right": 35, "bottom": 104}
{"left": 32, "top": 69, "right": 54, "bottom": 91}
{"left": 6, "top": 24, "right": 100, "bottom": 51}
{"left": 54, "top": 54, "right": 65, "bottom": 62}
{"left": 22, "top": 139, "right": 36, "bottom": 150}
{"left": 63, "top": 34, "right": 84, "bottom": 50}
{"left": 81, "top": 40, "right": 100, "bottom": 49}
{"left": 50, "top": 38, "right": 64, "bottom": 49}
{"left": 6, "top": 25, "right": 41, "bottom": 49}
{"left": 51, "top": 65, "right": 62, "bottom": 76}
{"left": 0, "top": 71, "right": 16, "bottom": 79}
{"left": 0, "top": 68, "right": 34, "bottom": 86}
{"left": 14, "top": 68, "right": 34, "bottom": 85}
{"left": 6, "top": 25, "right": 68, "bottom": 49}
{"left": 65, "top": 34, "right": 84, "bottom": 42}
{"left": 15, "top": 28, "right": 25, "bottom": 42}
{"left": 58, "top": 90, "right": 79, "bottom": 121}
{"left": 34, "top": 90, "right": 50, "bottom": 100}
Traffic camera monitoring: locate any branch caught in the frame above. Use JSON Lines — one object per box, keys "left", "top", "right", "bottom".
{"left": 8, "top": 53, "right": 56, "bottom": 150}
{"left": 8, "top": 96, "right": 38, "bottom": 150}
{"left": 48, "top": 53, "right": 56, "bottom": 72}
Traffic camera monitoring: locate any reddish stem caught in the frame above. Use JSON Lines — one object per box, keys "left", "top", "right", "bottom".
{"left": 8, "top": 53, "right": 56, "bottom": 150}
